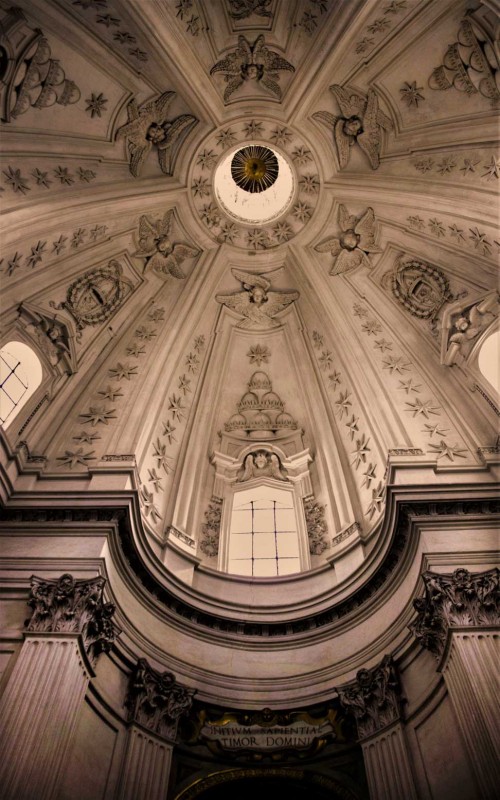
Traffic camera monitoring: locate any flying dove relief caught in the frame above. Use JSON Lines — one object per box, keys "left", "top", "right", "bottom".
{"left": 314, "top": 85, "right": 393, "bottom": 170}
{"left": 210, "top": 35, "right": 295, "bottom": 102}
{"left": 117, "top": 91, "right": 198, "bottom": 177}
{"left": 133, "top": 210, "right": 199, "bottom": 278}
{"left": 216, "top": 269, "right": 299, "bottom": 329}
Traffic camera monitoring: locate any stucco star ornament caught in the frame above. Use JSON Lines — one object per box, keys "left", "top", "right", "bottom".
{"left": 133, "top": 210, "right": 199, "bottom": 278}
{"left": 315, "top": 204, "right": 381, "bottom": 275}
{"left": 117, "top": 91, "right": 197, "bottom": 177}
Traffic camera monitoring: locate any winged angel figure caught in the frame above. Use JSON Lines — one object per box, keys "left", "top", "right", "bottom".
{"left": 315, "top": 205, "right": 381, "bottom": 275}
{"left": 133, "top": 210, "right": 199, "bottom": 278}
{"left": 313, "top": 85, "right": 392, "bottom": 170}
{"left": 117, "top": 91, "right": 197, "bottom": 177}
{"left": 216, "top": 269, "right": 299, "bottom": 329}
{"left": 210, "top": 35, "right": 295, "bottom": 102}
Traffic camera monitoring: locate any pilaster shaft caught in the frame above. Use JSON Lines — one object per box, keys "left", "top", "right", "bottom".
{"left": 116, "top": 725, "right": 173, "bottom": 800}
{"left": 362, "top": 722, "right": 417, "bottom": 800}
{"left": 0, "top": 635, "right": 93, "bottom": 800}
{"left": 442, "top": 630, "right": 499, "bottom": 799}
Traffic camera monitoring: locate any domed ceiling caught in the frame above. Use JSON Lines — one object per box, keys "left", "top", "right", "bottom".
{"left": 0, "top": 0, "right": 498, "bottom": 699}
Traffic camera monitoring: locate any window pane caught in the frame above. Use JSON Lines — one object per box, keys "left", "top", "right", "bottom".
{"left": 278, "top": 558, "right": 300, "bottom": 576}
{"left": 252, "top": 508, "right": 275, "bottom": 533}
{"left": 230, "top": 508, "right": 253, "bottom": 533}
{"left": 228, "top": 533, "right": 253, "bottom": 560}
{"left": 276, "top": 531, "right": 300, "bottom": 557}
{"left": 228, "top": 559, "right": 253, "bottom": 576}
{"left": 253, "top": 532, "right": 276, "bottom": 558}
{"left": 254, "top": 559, "right": 278, "bottom": 577}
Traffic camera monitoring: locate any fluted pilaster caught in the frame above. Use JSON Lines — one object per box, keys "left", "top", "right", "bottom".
{"left": 410, "top": 567, "right": 500, "bottom": 799}
{"left": 115, "top": 725, "right": 173, "bottom": 800}
{"left": 362, "top": 722, "right": 417, "bottom": 800}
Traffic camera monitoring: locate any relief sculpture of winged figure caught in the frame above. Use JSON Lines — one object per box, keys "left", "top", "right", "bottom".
{"left": 210, "top": 35, "right": 295, "bottom": 101}
{"left": 133, "top": 210, "right": 199, "bottom": 278}
{"left": 117, "top": 91, "right": 197, "bottom": 177}
{"left": 216, "top": 269, "right": 299, "bottom": 329}
{"left": 315, "top": 204, "right": 381, "bottom": 275}
{"left": 313, "top": 85, "right": 393, "bottom": 170}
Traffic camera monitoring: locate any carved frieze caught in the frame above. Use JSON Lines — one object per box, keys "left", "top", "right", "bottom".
{"left": 336, "top": 655, "right": 403, "bottom": 740}
{"left": 315, "top": 204, "right": 381, "bottom": 275}
{"left": 313, "top": 86, "right": 392, "bottom": 170}
{"left": 126, "top": 658, "right": 195, "bottom": 741}
{"left": 210, "top": 35, "right": 294, "bottom": 101}
{"left": 25, "top": 573, "right": 117, "bottom": 662}
{"left": 409, "top": 568, "right": 500, "bottom": 660}
{"left": 117, "top": 91, "right": 198, "bottom": 177}
{"left": 216, "top": 269, "right": 299, "bottom": 330}
{"left": 227, "top": 0, "right": 273, "bottom": 20}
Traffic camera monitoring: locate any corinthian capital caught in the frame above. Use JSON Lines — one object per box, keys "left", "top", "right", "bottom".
{"left": 126, "top": 658, "right": 195, "bottom": 741}
{"left": 336, "top": 655, "right": 403, "bottom": 740}
{"left": 409, "top": 567, "right": 499, "bottom": 659}
{"left": 25, "top": 573, "right": 117, "bottom": 662}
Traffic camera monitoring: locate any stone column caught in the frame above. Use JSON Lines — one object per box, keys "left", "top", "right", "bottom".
{"left": 410, "top": 567, "right": 500, "bottom": 800}
{"left": 116, "top": 658, "right": 195, "bottom": 800}
{"left": 0, "top": 573, "right": 117, "bottom": 800}
{"left": 336, "top": 655, "right": 418, "bottom": 800}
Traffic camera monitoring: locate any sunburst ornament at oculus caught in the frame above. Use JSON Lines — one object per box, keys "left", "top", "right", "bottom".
{"left": 231, "top": 146, "right": 279, "bottom": 193}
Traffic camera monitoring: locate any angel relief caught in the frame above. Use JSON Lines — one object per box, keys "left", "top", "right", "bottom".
{"left": 216, "top": 269, "right": 299, "bottom": 329}
{"left": 133, "top": 210, "right": 199, "bottom": 278}
{"left": 314, "top": 85, "right": 392, "bottom": 170}
{"left": 210, "top": 35, "right": 295, "bottom": 102}
{"left": 237, "top": 450, "right": 288, "bottom": 482}
{"left": 117, "top": 91, "right": 198, "bottom": 177}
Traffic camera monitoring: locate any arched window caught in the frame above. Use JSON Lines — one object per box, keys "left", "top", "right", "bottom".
{"left": 227, "top": 484, "right": 301, "bottom": 577}
{"left": 478, "top": 330, "right": 499, "bottom": 394}
{"left": 0, "top": 341, "right": 42, "bottom": 426}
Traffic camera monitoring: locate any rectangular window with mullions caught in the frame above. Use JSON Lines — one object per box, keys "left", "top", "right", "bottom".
{"left": 228, "top": 487, "right": 301, "bottom": 577}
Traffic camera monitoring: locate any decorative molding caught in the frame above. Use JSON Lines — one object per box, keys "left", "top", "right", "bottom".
{"left": 210, "top": 35, "right": 294, "bottom": 102}
{"left": 471, "top": 383, "right": 500, "bottom": 417}
{"left": 117, "top": 91, "right": 197, "bottom": 177}
{"left": 409, "top": 568, "right": 500, "bottom": 660}
{"left": 166, "top": 525, "right": 196, "bottom": 548}
{"left": 25, "top": 573, "right": 118, "bottom": 663}
{"left": 313, "top": 86, "right": 392, "bottom": 170}
{"left": 331, "top": 521, "right": 360, "bottom": 547}
{"left": 227, "top": 0, "right": 273, "bottom": 20}
{"left": 126, "top": 658, "right": 195, "bottom": 741}
{"left": 3, "top": 501, "right": 498, "bottom": 639}
{"left": 216, "top": 268, "right": 299, "bottom": 330}
{"left": 336, "top": 655, "right": 403, "bottom": 740}
{"left": 388, "top": 448, "right": 424, "bottom": 456}
{"left": 315, "top": 205, "right": 380, "bottom": 275}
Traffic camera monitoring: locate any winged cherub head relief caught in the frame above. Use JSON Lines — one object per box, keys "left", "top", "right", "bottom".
{"left": 313, "top": 85, "right": 393, "bottom": 170}
{"left": 315, "top": 205, "right": 381, "bottom": 276}
{"left": 216, "top": 269, "right": 299, "bottom": 329}
{"left": 133, "top": 210, "right": 199, "bottom": 278}
{"left": 117, "top": 91, "right": 198, "bottom": 177}
{"left": 210, "top": 35, "right": 295, "bottom": 102}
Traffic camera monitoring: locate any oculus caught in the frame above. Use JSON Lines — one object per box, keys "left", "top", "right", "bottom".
{"left": 231, "top": 145, "right": 278, "bottom": 193}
